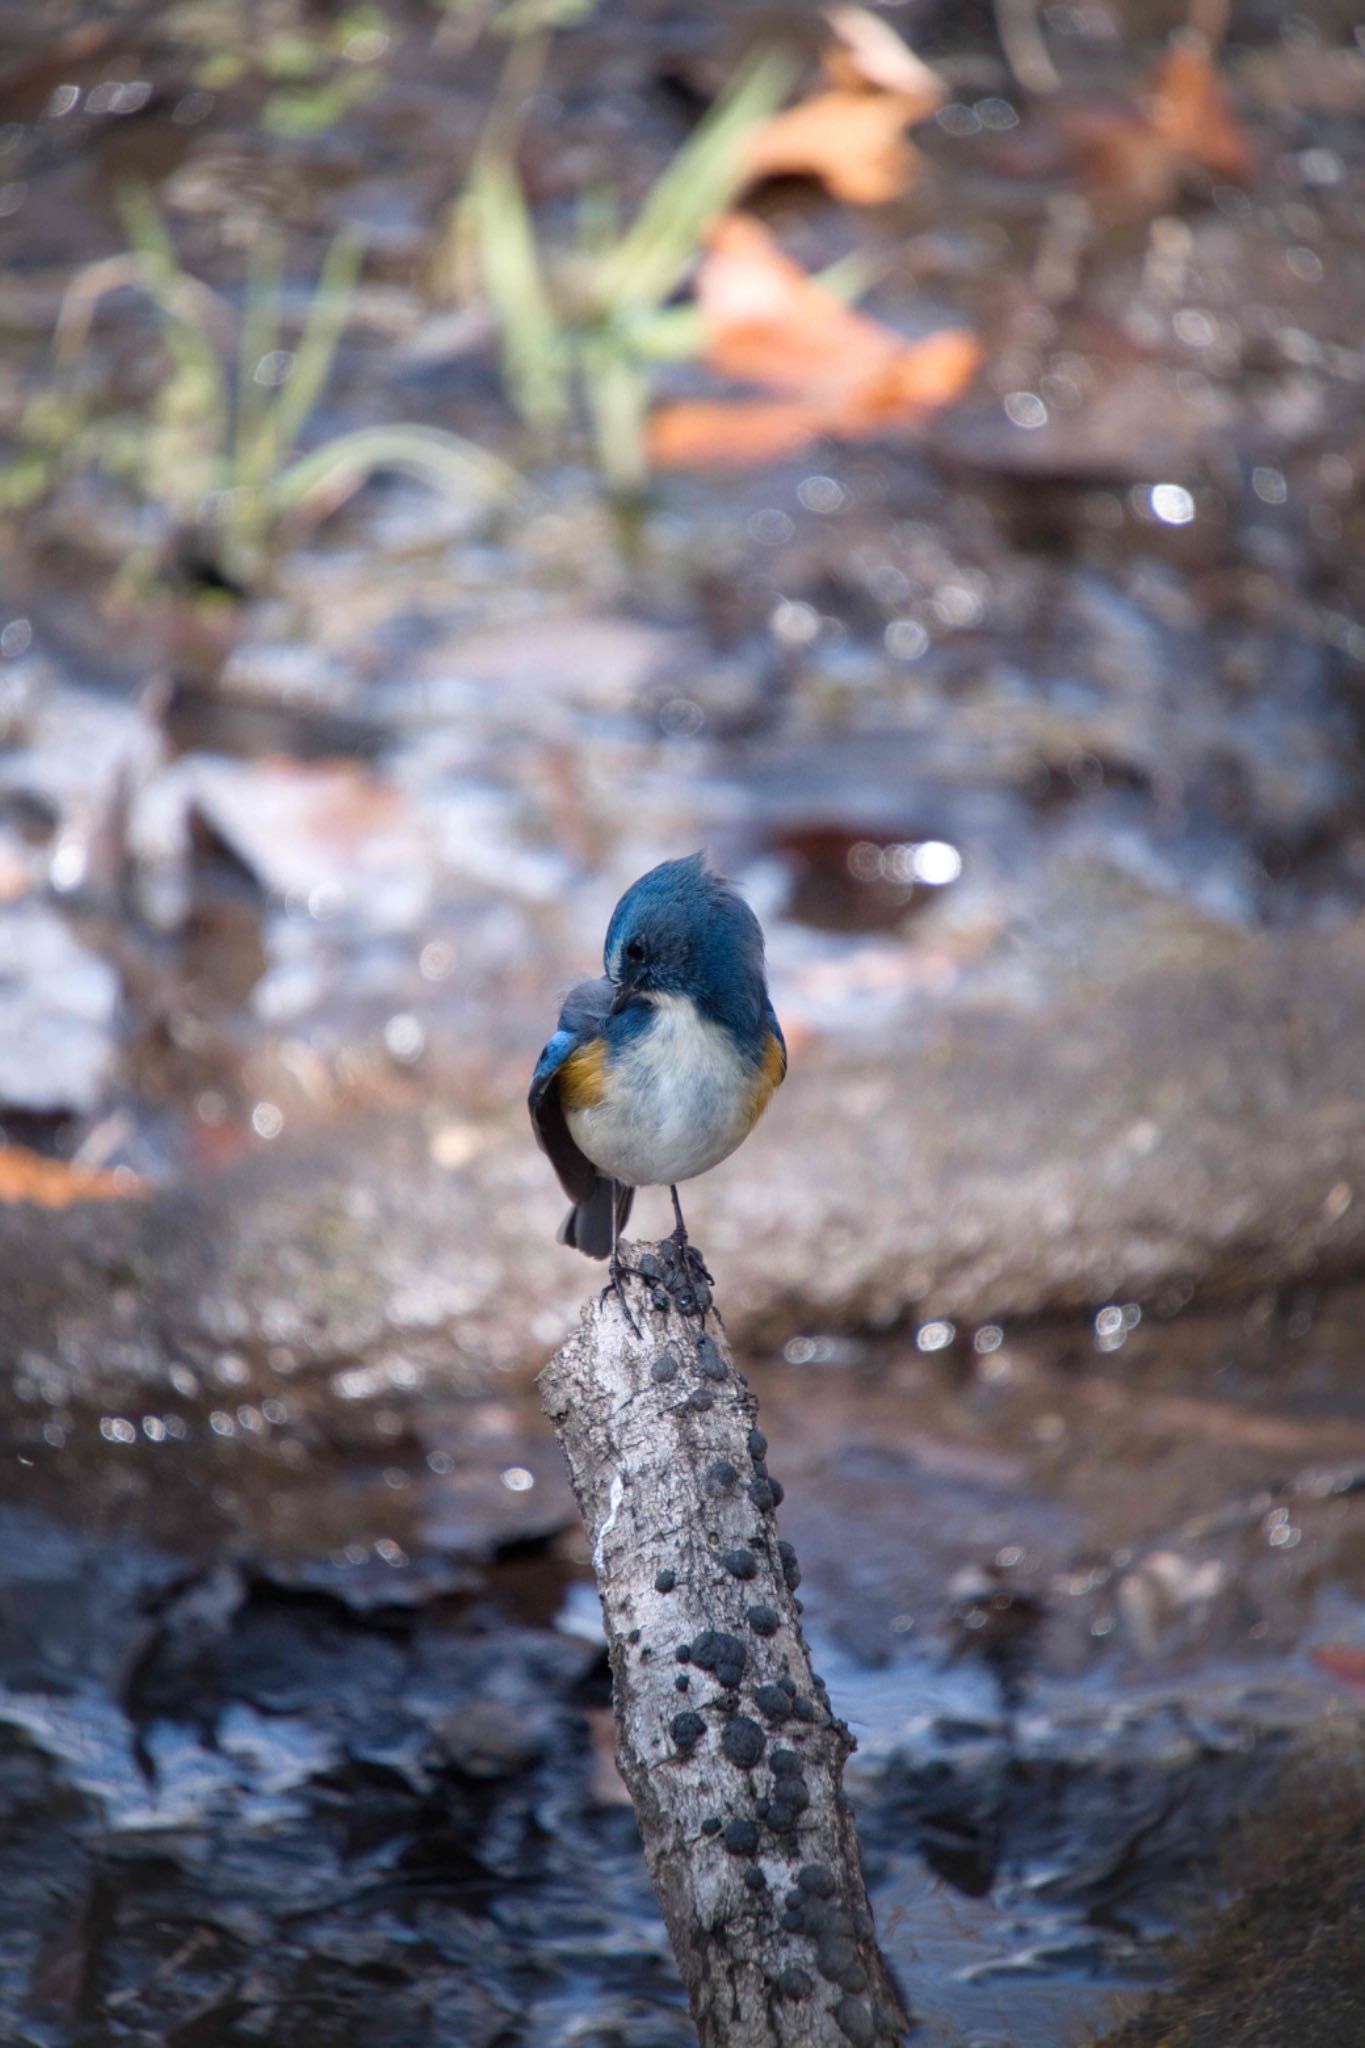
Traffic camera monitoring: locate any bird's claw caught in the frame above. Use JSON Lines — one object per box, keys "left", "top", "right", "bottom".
{"left": 651, "top": 1237, "right": 709, "bottom": 1321}
{"left": 604, "top": 1254, "right": 643, "bottom": 1337}
{"left": 664, "top": 1224, "right": 711, "bottom": 1291}
{"left": 683, "top": 1240, "right": 713, "bottom": 1288}
{"left": 665, "top": 1186, "right": 711, "bottom": 1290}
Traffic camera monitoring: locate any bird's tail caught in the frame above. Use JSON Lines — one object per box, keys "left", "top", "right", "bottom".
{"left": 558, "top": 1177, "right": 633, "bottom": 1260}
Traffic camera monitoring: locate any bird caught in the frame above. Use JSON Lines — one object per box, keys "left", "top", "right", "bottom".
{"left": 528, "top": 853, "right": 786, "bottom": 1310}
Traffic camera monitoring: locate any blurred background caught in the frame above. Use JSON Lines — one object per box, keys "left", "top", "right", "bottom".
{"left": 2, "top": 1, "right": 1365, "bottom": 2043}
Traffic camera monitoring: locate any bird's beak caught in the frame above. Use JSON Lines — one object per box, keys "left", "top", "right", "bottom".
{"left": 609, "top": 977, "right": 637, "bottom": 1014}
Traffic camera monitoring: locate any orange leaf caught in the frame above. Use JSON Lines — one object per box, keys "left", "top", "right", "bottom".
{"left": 746, "top": 89, "right": 925, "bottom": 206}
{"left": 1069, "top": 35, "right": 1252, "bottom": 205}
{"left": 841, "top": 329, "right": 988, "bottom": 428}
{"left": 744, "top": 7, "right": 944, "bottom": 206}
{"left": 1062, "top": 104, "right": 1185, "bottom": 213}
{"left": 650, "top": 214, "right": 980, "bottom": 470}
{"left": 1149, "top": 36, "right": 1254, "bottom": 183}
{"left": 649, "top": 397, "right": 833, "bottom": 469}
{"left": 0, "top": 1143, "right": 147, "bottom": 1208}
{"left": 697, "top": 215, "right": 903, "bottom": 394}
{"left": 1314, "top": 1645, "right": 1365, "bottom": 1693}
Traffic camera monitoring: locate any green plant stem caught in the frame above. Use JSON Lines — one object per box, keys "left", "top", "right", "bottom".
{"left": 271, "top": 422, "right": 524, "bottom": 520}
{"left": 580, "top": 336, "right": 649, "bottom": 498}
{"left": 234, "top": 222, "right": 285, "bottom": 492}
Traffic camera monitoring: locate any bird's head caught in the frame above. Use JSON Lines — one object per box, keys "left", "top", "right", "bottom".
{"left": 603, "top": 853, "right": 765, "bottom": 1031}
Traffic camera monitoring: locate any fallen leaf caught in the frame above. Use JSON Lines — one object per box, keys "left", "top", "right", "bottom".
{"left": 648, "top": 214, "right": 980, "bottom": 469}
{"left": 1313, "top": 1645, "right": 1365, "bottom": 1694}
{"left": 0, "top": 1143, "right": 147, "bottom": 1208}
{"left": 746, "top": 89, "right": 928, "bottom": 206}
{"left": 744, "top": 4, "right": 944, "bottom": 205}
{"left": 649, "top": 397, "right": 837, "bottom": 469}
{"left": 823, "top": 2, "right": 946, "bottom": 100}
{"left": 1147, "top": 35, "right": 1254, "bottom": 183}
{"left": 696, "top": 214, "right": 893, "bottom": 392}
{"left": 1066, "top": 34, "right": 1252, "bottom": 207}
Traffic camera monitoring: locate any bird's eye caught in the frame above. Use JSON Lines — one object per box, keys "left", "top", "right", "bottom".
{"left": 625, "top": 937, "right": 646, "bottom": 963}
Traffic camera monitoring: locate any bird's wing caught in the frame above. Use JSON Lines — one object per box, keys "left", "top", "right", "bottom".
{"left": 528, "top": 976, "right": 614, "bottom": 1204}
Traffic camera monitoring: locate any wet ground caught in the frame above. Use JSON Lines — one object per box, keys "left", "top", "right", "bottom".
{"left": 5, "top": 1278, "right": 1365, "bottom": 2046}
{"left": 3, "top": 0, "right": 1365, "bottom": 2042}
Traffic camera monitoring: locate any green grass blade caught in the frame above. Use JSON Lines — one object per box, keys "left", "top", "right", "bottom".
{"left": 815, "top": 249, "right": 880, "bottom": 304}
{"left": 116, "top": 180, "right": 183, "bottom": 275}
{"left": 594, "top": 51, "right": 793, "bottom": 318}
{"left": 234, "top": 221, "right": 285, "bottom": 489}
{"left": 258, "top": 223, "right": 367, "bottom": 473}
{"left": 494, "top": 0, "right": 598, "bottom": 34}
{"left": 270, "top": 422, "right": 525, "bottom": 517}
{"left": 115, "top": 183, "right": 232, "bottom": 486}
{"left": 470, "top": 153, "right": 570, "bottom": 434}
{"left": 581, "top": 336, "right": 648, "bottom": 495}
{"left": 625, "top": 303, "right": 705, "bottom": 362}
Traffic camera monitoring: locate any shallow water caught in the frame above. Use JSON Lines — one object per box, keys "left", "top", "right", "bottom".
{"left": 5, "top": 1277, "right": 1364, "bottom": 2045}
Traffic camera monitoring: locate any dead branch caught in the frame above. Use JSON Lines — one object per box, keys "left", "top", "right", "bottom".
{"left": 540, "top": 1239, "right": 909, "bottom": 2048}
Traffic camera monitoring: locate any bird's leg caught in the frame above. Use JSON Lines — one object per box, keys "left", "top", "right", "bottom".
{"left": 668, "top": 1184, "right": 713, "bottom": 1288}
{"left": 605, "top": 1182, "right": 642, "bottom": 1337}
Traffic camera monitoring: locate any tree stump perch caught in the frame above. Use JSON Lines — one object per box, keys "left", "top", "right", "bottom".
{"left": 539, "top": 1237, "right": 910, "bottom": 2048}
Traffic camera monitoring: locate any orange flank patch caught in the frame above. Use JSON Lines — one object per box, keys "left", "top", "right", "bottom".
{"left": 0, "top": 1143, "right": 148, "bottom": 1208}
{"left": 744, "top": 1027, "right": 788, "bottom": 1133}
{"left": 647, "top": 214, "right": 981, "bottom": 471}
{"left": 559, "top": 1037, "right": 609, "bottom": 1112}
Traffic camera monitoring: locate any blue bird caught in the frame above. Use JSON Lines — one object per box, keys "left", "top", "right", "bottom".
{"left": 529, "top": 854, "right": 786, "bottom": 1301}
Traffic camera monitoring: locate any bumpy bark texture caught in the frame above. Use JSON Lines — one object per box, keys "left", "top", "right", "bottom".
{"left": 539, "top": 1239, "right": 909, "bottom": 2048}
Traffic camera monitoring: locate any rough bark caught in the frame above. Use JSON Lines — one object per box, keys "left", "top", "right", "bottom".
{"left": 539, "top": 1239, "right": 909, "bottom": 2048}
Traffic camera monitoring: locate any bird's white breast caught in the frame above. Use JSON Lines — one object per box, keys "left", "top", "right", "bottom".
{"left": 565, "top": 992, "right": 757, "bottom": 1189}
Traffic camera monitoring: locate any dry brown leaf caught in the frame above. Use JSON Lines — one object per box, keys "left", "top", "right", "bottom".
{"left": 1067, "top": 34, "right": 1252, "bottom": 207}
{"left": 696, "top": 214, "right": 900, "bottom": 393}
{"left": 1314, "top": 1644, "right": 1365, "bottom": 1693}
{"left": 1148, "top": 35, "right": 1254, "bottom": 182}
{"left": 649, "top": 215, "right": 980, "bottom": 470}
{"left": 744, "top": 5, "right": 943, "bottom": 204}
{"left": 822, "top": 3, "right": 945, "bottom": 105}
{"left": 0, "top": 1143, "right": 147, "bottom": 1208}
{"left": 745, "top": 90, "right": 926, "bottom": 206}
{"left": 649, "top": 398, "right": 830, "bottom": 469}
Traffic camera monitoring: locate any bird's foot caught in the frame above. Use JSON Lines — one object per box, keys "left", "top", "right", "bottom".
{"left": 603, "top": 1253, "right": 643, "bottom": 1338}
{"left": 684, "top": 1240, "right": 713, "bottom": 1289}
{"left": 654, "top": 1234, "right": 711, "bottom": 1319}
{"left": 665, "top": 1186, "right": 712, "bottom": 1292}
{"left": 665, "top": 1224, "right": 712, "bottom": 1291}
